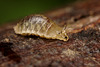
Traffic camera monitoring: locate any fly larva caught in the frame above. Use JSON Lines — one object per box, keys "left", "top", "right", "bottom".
{"left": 14, "top": 14, "right": 69, "bottom": 41}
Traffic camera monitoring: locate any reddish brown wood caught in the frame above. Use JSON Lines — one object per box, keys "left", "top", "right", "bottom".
{"left": 0, "top": 0, "right": 100, "bottom": 67}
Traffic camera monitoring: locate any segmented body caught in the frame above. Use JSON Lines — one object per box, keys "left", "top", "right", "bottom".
{"left": 14, "top": 14, "right": 68, "bottom": 41}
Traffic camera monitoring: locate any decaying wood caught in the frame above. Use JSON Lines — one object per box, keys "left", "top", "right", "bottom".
{"left": 0, "top": 0, "right": 100, "bottom": 67}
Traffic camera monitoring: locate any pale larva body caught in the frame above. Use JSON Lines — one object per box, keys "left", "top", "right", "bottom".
{"left": 14, "top": 14, "right": 68, "bottom": 41}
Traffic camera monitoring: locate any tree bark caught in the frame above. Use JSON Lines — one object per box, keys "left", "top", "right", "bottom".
{"left": 0, "top": 0, "right": 100, "bottom": 67}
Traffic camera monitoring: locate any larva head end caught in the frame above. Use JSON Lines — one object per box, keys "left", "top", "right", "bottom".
{"left": 63, "top": 35, "right": 69, "bottom": 41}
{"left": 61, "top": 34, "right": 69, "bottom": 41}
{"left": 57, "top": 31, "right": 69, "bottom": 41}
{"left": 58, "top": 35, "right": 69, "bottom": 41}
{"left": 61, "top": 26, "right": 69, "bottom": 41}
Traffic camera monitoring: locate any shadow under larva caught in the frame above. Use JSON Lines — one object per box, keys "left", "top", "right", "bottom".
{"left": 14, "top": 14, "right": 69, "bottom": 41}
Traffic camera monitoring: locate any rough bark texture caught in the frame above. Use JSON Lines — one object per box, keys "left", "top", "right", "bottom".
{"left": 0, "top": 0, "right": 100, "bottom": 67}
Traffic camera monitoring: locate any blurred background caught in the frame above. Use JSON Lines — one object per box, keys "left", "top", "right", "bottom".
{"left": 0, "top": 0, "right": 76, "bottom": 25}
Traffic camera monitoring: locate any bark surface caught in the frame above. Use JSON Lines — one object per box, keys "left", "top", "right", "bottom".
{"left": 0, "top": 0, "right": 100, "bottom": 67}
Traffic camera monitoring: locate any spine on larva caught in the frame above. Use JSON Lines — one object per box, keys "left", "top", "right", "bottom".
{"left": 14, "top": 14, "right": 68, "bottom": 41}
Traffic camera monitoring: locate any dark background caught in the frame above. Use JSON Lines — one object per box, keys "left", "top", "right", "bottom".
{"left": 0, "top": 0, "right": 76, "bottom": 25}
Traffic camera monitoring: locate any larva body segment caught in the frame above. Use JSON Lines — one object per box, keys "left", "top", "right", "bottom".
{"left": 14, "top": 14, "right": 68, "bottom": 41}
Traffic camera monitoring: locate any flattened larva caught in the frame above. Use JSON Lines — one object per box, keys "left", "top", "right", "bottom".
{"left": 14, "top": 14, "right": 69, "bottom": 41}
